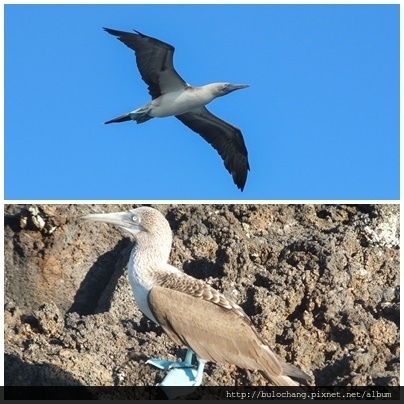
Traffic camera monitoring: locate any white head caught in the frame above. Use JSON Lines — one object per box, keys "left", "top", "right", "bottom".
{"left": 81, "top": 206, "right": 173, "bottom": 263}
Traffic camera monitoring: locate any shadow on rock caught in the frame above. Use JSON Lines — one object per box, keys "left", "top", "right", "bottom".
{"left": 68, "top": 239, "right": 132, "bottom": 316}
{"left": 5, "top": 353, "right": 92, "bottom": 398}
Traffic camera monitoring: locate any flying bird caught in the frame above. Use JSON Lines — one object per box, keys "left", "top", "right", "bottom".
{"left": 82, "top": 207, "right": 311, "bottom": 388}
{"left": 104, "top": 28, "right": 250, "bottom": 191}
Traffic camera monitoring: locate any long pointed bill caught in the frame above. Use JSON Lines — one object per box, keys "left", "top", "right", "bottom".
{"left": 81, "top": 211, "right": 141, "bottom": 235}
{"left": 229, "top": 84, "right": 249, "bottom": 90}
{"left": 223, "top": 84, "right": 249, "bottom": 95}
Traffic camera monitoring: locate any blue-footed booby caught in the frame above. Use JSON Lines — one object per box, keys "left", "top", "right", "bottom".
{"left": 81, "top": 207, "right": 311, "bottom": 388}
{"left": 104, "top": 28, "right": 250, "bottom": 191}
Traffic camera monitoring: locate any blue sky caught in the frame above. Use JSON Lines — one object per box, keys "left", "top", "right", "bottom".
{"left": 4, "top": 4, "right": 399, "bottom": 200}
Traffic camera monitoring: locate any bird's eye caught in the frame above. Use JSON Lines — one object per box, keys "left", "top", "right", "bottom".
{"left": 132, "top": 214, "right": 139, "bottom": 224}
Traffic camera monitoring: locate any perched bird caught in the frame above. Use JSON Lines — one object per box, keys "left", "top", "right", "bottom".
{"left": 81, "top": 207, "right": 311, "bottom": 387}
{"left": 104, "top": 28, "right": 250, "bottom": 191}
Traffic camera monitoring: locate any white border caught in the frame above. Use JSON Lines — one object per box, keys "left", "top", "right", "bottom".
{"left": 1, "top": 0, "right": 402, "bottom": 390}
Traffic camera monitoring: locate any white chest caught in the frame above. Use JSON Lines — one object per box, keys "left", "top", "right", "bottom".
{"left": 128, "top": 249, "right": 158, "bottom": 324}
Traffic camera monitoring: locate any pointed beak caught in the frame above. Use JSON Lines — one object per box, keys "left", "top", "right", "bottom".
{"left": 222, "top": 83, "right": 249, "bottom": 96}
{"left": 81, "top": 211, "right": 141, "bottom": 235}
{"left": 227, "top": 84, "right": 249, "bottom": 92}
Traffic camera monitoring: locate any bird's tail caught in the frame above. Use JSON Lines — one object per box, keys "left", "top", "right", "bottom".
{"left": 105, "top": 105, "right": 154, "bottom": 125}
{"left": 265, "top": 374, "right": 300, "bottom": 387}
{"left": 105, "top": 113, "right": 132, "bottom": 124}
{"left": 261, "top": 360, "right": 312, "bottom": 387}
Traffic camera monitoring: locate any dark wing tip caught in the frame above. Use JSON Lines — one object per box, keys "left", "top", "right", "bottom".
{"left": 234, "top": 161, "right": 250, "bottom": 191}
{"left": 225, "top": 128, "right": 250, "bottom": 191}
{"left": 103, "top": 27, "right": 123, "bottom": 38}
{"left": 133, "top": 29, "right": 146, "bottom": 37}
{"left": 103, "top": 27, "right": 153, "bottom": 41}
{"left": 103, "top": 27, "right": 139, "bottom": 38}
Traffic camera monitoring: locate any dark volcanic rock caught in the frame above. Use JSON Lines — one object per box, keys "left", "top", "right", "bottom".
{"left": 4, "top": 204, "right": 400, "bottom": 388}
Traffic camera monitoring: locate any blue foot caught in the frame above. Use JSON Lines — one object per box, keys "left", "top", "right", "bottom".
{"left": 146, "top": 348, "right": 194, "bottom": 371}
{"left": 159, "top": 367, "right": 198, "bottom": 387}
{"left": 145, "top": 358, "right": 190, "bottom": 370}
{"left": 146, "top": 349, "right": 205, "bottom": 390}
{"left": 159, "top": 373, "right": 198, "bottom": 399}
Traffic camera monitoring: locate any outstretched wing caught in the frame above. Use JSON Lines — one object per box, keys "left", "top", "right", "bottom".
{"left": 104, "top": 28, "right": 188, "bottom": 99}
{"left": 176, "top": 106, "right": 250, "bottom": 191}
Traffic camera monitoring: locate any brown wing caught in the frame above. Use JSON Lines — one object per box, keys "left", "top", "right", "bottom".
{"left": 148, "top": 272, "right": 311, "bottom": 385}
{"left": 148, "top": 285, "right": 283, "bottom": 378}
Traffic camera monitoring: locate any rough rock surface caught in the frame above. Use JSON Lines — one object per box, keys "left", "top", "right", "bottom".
{"left": 4, "top": 204, "right": 400, "bottom": 390}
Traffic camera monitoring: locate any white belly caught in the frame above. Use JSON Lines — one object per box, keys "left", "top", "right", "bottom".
{"left": 150, "top": 89, "right": 214, "bottom": 117}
